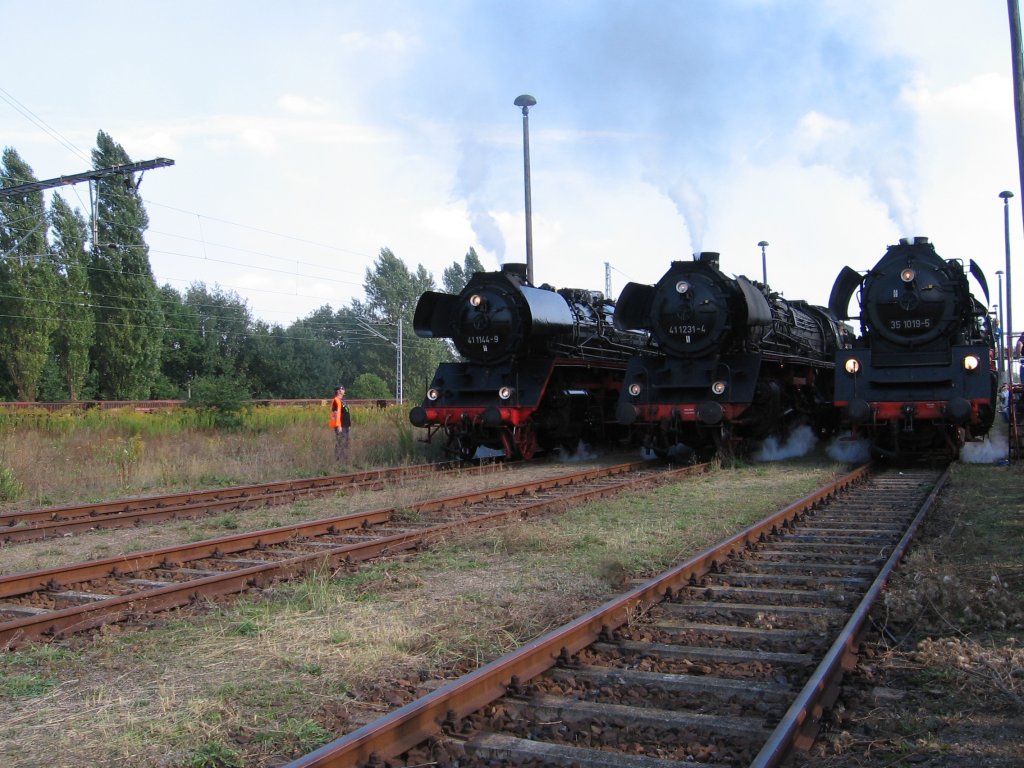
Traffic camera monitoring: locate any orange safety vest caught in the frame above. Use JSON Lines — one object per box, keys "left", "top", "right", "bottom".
{"left": 329, "top": 395, "right": 347, "bottom": 429}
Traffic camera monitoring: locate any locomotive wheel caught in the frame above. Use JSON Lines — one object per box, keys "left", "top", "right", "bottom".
{"left": 515, "top": 422, "right": 538, "bottom": 460}
{"left": 445, "top": 433, "right": 477, "bottom": 462}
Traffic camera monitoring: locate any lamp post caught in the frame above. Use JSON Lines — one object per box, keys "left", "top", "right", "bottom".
{"left": 514, "top": 94, "right": 537, "bottom": 285}
{"left": 1001, "top": 191, "right": 1015, "bottom": 382}
{"left": 997, "top": 270, "right": 1006, "bottom": 380}
{"left": 757, "top": 240, "right": 769, "bottom": 286}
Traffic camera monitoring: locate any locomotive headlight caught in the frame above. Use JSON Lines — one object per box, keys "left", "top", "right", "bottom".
{"left": 711, "top": 380, "right": 727, "bottom": 395}
{"left": 498, "top": 386, "right": 514, "bottom": 400}
{"left": 426, "top": 388, "right": 440, "bottom": 401}
{"left": 900, "top": 268, "right": 916, "bottom": 283}
{"left": 469, "top": 294, "right": 483, "bottom": 307}
{"left": 963, "top": 354, "right": 980, "bottom": 371}
{"left": 844, "top": 358, "right": 861, "bottom": 374}
{"left": 675, "top": 280, "right": 690, "bottom": 294}
{"left": 628, "top": 382, "right": 643, "bottom": 397}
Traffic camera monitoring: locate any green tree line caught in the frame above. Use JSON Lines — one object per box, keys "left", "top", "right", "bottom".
{"left": 0, "top": 131, "right": 486, "bottom": 402}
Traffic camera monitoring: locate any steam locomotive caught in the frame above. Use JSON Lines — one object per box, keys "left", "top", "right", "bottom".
{"left": 409, "top": 263, "right": 648, "bottom": 459}
{"left": 613, "top": 252, "right": 843, "bottom": 459}
{"left": 828, "top": 236, "right": 997, "bottom": 458}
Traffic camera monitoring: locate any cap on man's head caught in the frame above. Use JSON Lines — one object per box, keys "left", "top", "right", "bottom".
{"left": 336, "top": 385, "right": 345, "bottom": 390}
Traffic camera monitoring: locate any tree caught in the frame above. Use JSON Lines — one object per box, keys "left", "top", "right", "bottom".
{"left": 358, "top": 248, "right": 451, "bottom": 400}
{"left": 350, "top": 372, "right": 391, "bottom": 399}
{"left": 185, "top": 283, "right": 253, "bottom": 377}
{"left": 242, "top": 306, "right": 355, "bottom": 398}
{"left": 88, "top": 131, "right": 164, "bottom": 398}
{"left": 49, "top": 194, "right": 95, "bottom": 400}
{"left": 156, "top": 284, "right": 202, "bottom": 397}
{"left": 442, "top": 247, "right": 487, "bottom": 294}
{"left": 0, "top": 148, "right": 59, "bottom": 401}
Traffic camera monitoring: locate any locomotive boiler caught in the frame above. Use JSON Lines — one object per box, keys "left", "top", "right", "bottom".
{"left": 614, "top": 252, "right": 842, "bottom": 458}
{"left": 828, "top": 236, "right": 997, "bottom": 458}
{"left": 408, "top": 263, "right": 648, "bottom": 459}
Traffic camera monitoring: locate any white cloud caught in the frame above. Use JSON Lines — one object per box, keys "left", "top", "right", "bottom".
{"left": 903, "top": 71, "right": 1012, "bottom": 116}
{"left": 277, "top": 94, "right": 333, "bottom": 117}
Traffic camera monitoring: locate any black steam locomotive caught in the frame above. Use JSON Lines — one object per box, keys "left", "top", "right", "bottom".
{"left": 614, "top": 252, "right": 842, "bottom": 459}
{"left": 409, "top": 263, "right": 648, "bottom": 459}
{"left": 829, "top": 236, "right": 997, "bottom": 459}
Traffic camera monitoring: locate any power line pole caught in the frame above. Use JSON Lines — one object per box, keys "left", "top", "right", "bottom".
{"left": 356, "top": 317, "right": 404, "bottom": 403}
{"left": 0, "top": 157, "right": 175, "bottom": 252}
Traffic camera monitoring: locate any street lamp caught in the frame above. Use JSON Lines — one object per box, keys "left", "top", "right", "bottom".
{"left": 1001, "top": 190, "right": 1014, "bottom": 382}
{"left": 757, "top": 240, "right": 769, "bottom": 286}
{"left": 514, "top": 94, "right": 537, "bottom": 285}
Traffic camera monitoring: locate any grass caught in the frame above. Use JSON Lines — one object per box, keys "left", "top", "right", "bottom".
{"left": 0, "top": 404, "right": 437, "bottom": 510}
{"left": 0, "top": 443, "right": 850, "bottom": 767}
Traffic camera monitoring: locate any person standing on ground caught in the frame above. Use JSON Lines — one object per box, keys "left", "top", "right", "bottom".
{"left": 329, "top": 385, "right": 351, "bottom": 460}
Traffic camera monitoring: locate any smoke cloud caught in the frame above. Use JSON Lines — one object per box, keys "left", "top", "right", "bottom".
{"left": 455, "top": 136, "right": 506, "bottom": 263}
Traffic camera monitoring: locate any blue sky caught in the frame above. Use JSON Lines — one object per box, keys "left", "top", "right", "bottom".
{"left": 1, "top": 0, "right": 1020, "bottom": 332}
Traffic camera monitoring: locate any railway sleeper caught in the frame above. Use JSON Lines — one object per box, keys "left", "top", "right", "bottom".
{"left": 713, "top": 572, "right": 871, "bottom": 589}
{"left": 646, "top": 621, "right": 830, "bottom": 653}
{"left": 727, "top": 560, "right": 878, "bottom": 575}
{"left": 49, "top": 590, "right": 114, "bottom": 606}
{"left": 160, "top": 567, "right": 222, "bottom": 578}
{"left": 494, "top": 693, "right": 775, "bottom": 749}
{"left": 464, "top": 731, "right": 700, "bottom": 768}
{"left": 660, "top": 600, "right": 847, "bottom": 620}
{"left": 796, "top": 518, "right": 906, "bottom": 530}
{"left": 469, "top": 699, "right": 768, "bottom": 764}
{"left": 754, "top": 540, "right": 891, "bottom": 555}
{"left": 0, "top": 602, "right": 49, "bottom": 618}
{"left": 543, "top": 665, "right": 791, "bottom": 706}
{"left": 777, "top": 531, "right": 902, "bottom": 544}
{"left": 123, "top": 578, "right": 175, "bottom": 590}
{"left": 590, "top": 639, "right": 814, "bottom": 669}
{"left": 683, "top": 584, "right": 851, "bottom": 606}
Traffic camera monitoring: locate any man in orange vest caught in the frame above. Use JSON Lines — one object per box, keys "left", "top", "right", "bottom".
{"left": 329, "top": 385, "right": 352, "bottom": 460}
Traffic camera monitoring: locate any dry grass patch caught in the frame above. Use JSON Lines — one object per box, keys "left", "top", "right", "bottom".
{"left": 0, "top": 458, "right": 604, "bottom": 577}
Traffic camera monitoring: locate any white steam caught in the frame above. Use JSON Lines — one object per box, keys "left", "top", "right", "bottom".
{"left": 456, "top": 136, "right": 506, "bottom": 263}
{"left": 826, "top": 432, "right": 871, "bottom": 463}
{"left": 753, "top": 425, "right": 818, "bottom": 461}
{"left": 558, "top": 440, "right": 598, "bottom": 462}
{"left": 960, "top": 432, "right": 1010, "bottom": 464}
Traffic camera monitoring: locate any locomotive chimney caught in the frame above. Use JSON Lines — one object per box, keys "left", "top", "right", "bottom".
{"left": 502, "top": 262, "right": 530, "bottom": 283}
{"left": 697, "top": 252, "right": 720, "bottom": 269}
{"left": 914, "top": 236, "right": 929, "bottom": 244}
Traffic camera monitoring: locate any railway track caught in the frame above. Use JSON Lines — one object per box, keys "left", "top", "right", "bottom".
{"left": 0, "top": 458, "right": 705, "bottom": 649}
{"left": 284, "top": 463, "right": 947, "bottom": 768}
{"left": 0, "top": 461, "right": 485, "bottom": 544}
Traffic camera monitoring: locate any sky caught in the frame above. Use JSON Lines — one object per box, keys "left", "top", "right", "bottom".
{"left": 2, "top": 0, "right": 1023, "bottom": 336}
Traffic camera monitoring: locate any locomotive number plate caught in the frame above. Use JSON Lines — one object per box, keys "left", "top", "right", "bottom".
{"left": 668, "top": 325, "right": 706, "bottom": 335}
{"left": 888, "top": 319, "right": 932, "bottom": 330}
{"left": 467, "top": 335, "right": 500, "bottom": 344}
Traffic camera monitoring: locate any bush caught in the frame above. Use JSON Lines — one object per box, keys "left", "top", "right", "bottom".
{"left": 0, "top": 465, "right": 23, "bottom": 501}
{"left": 350, "top": 373, "right": 392, "bottom": 400}
{"left": 186, "top": 375, "right": 251, "bottom": 430}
